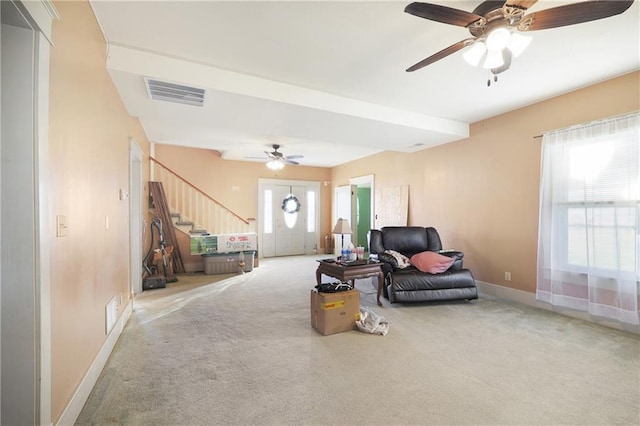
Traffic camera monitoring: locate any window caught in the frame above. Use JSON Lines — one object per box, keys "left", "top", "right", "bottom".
{"left": 563, "top": 138, "right": 638, "bottom": 275}
{"left": 283, "top": 211, "right": 298, "bottom": 229}
{"left": 282, "top": 192, "right": 300, "bottom": 229}
{"left": 306, "top": 190, "right": 315, "bottom": 233}
{"left": 537, "top": 113, "right": 639, "bottom": 325}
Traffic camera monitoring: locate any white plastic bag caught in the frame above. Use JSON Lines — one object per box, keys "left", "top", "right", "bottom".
{"left": 356, "top": 307, "right": 390, "bottom": 336}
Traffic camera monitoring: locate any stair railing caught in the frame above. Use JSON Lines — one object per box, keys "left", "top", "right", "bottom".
{"left": 150, "top": 157, "right": 254, "bottom": 235}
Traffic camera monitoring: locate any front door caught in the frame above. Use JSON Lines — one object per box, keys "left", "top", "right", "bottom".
{"left": 274, "top": 185, "right": 306, "bottom": 256}
{"left": 258, "top": 179, "right": 320, "bottom": 258}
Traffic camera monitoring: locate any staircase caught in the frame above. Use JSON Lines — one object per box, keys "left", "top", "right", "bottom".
{"left": 151, "top": 157, "right": 255, "bottom": 237}
{"left": 170, "top": 211, "right": 208, "bottom": 235}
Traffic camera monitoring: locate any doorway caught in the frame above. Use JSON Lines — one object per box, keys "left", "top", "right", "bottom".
{"left": 129, "top": 139, "right": 144, "bottom": 295}
{"left": 350, "top": 175, "right": 374, "bottom": 251}
{"left": 1, "top": 1, "right": 54, "bottom": 423}
{"left": 333, "top": 175, "right": 374, "bottom": 254}
{"left": 258, "top": 179, "right": 320, "bottom": 258}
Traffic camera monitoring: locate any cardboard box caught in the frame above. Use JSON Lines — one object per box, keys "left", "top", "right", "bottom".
{"left": 310, "top": 289, "right": 360, "bottom": 335}
{"left": 216, "top": 233, "right": 257, "bottom": 252}
{"left": 190, "top": 235, "right": 218, "bottom": 254}
{"left": 191, "top": 233, "right": 257, "bottom": 255}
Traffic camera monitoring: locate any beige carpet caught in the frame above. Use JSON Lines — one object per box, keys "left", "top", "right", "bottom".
{"left": 76, "top": 255, "right": 640, "bottom": 425}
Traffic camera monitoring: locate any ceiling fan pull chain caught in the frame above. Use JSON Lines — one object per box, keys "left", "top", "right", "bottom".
{"left": 487, "top": 69, "right": 500, "bottom": 87}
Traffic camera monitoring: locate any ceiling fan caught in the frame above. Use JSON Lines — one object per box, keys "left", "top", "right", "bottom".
{"left": 253, "top": 144, "right": 303, "bottom": 170}
{"left": 405, "top": 0, "right": 634, "bottom": 83}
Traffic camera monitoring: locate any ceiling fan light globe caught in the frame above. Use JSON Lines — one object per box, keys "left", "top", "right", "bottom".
{"left": 463, "top": 41, "right": 487, "bottom": 67}
{"left": 486, "top": 27, "right": 511, "bottom": 51}
{"left": 267, "top": 159, "right": 284, "bottom": 170}
{"left": 507, "top": 32, "right": 532, "bottom": 57}
{"left": 483, "top": 50, "right": 504, "bottom": 69}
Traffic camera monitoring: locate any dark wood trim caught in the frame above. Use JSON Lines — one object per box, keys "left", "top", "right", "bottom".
{"left": 150, "top": 157, "right": 249, "bottom": 225}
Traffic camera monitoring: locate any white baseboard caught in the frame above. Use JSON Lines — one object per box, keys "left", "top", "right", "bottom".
{"left": 56, "top": 300, "right": 133, "bottom": 426}
{"left": 477, "top": 281, "right": 639, "bottom": 334}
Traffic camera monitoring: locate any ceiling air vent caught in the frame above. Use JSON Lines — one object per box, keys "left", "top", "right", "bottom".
{"left": 145, "top": 78, "right": 206, "bottom": 107}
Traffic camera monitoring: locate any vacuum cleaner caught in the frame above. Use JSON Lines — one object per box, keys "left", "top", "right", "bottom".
{"left": 142, "top": 217, "right": 178, "bottom": 290}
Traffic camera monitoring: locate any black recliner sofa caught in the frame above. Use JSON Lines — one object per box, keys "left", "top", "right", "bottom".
{"left": 369, "top": 226, "right": 478, "bottom": 303}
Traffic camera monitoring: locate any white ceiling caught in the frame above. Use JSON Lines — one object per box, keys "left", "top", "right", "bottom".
{"left": 89, "top": 0, "right": 640, "bottom": 167}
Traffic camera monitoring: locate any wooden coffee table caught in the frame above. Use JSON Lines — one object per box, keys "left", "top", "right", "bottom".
{"left": 316, "top": 260, "right": 384, "bottom": 307}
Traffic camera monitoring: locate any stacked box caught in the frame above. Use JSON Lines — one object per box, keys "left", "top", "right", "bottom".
{"left": 310, "top": 289, "right": 360, "bottom": 335}
{"left": 190, "top": 235, "right": 217, "bottom": 254}
{"left": 191, "top": 233, "right": 257, "bottom": 255}
{"left": 203, "top": 251, "right": 255, "bottom": 275}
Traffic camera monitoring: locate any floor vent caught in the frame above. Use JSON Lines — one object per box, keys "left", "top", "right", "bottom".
{"left": 105, "top": 296, "right": 118, "bottom": 335}
{"left": 145, "top": 78, "right": 206, "bottom": 107}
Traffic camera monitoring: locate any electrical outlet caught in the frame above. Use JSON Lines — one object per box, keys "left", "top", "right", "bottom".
{"left": 505, "top": 272, "right": 512, "bottom": 282}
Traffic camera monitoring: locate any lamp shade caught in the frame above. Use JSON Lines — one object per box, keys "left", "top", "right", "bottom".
{"left": 486, "top": 27, "right": 510, "bottom": 51}
{"left": 483, "top": 49, "right": 504, "bottom": 69}
{"left": 332, "top": 218, "right": 352, "bottom": 235}
{"left": 463, "top": 41, "right": 487, "bottom": 67}
{"left": 507, "top": 32, "right": 532, "bottom": 57}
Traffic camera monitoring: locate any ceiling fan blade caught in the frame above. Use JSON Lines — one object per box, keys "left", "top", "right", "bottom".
{"left": 264, "top": 151, "right": 278, "bottom": 159}
{"left": 405, "top": 2, "right": 483, "bottom": 27}
{"left": 472, "top": 1, "right": 506, "bottom": 16}
{"left": 504, "top": 0, "right": 538, "bottom": 10}
{"left": 406, "top": 38, "right": 474, "bottom": 72}
{"left": 519, "top": 0, "right": 634, "bottom": 31}
{"left": 285, "top": 154, "right": 303, "bottom": 160}
{"left": 284, "top": 159, "right": 299, "bottom": 165}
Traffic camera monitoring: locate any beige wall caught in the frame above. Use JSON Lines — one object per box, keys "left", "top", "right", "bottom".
{"left": 44, "top": 1, "right": 638, "bottom": 420}
{"left": 333, "top": 71, "right": 639, "bottom": 295}
{"left": 153, "top": 145, "right": 333, "bottom": 249}
{"left": 48, "top": 1, "right": 151, "bottom": 421}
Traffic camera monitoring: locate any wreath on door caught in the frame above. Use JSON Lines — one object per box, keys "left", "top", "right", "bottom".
{"left": 281, "top": 189, "right": 301, "bottom": 214}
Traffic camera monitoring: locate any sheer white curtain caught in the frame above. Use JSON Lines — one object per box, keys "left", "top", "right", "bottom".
{"left": 537, "top": 112, "right": 640, "bottom": 325}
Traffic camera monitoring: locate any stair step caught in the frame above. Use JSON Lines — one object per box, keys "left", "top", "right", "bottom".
{"left": 190, "top": 228, "right": 208, "bottom": 235}
{"left": 175, "top": 221, "right": 194, "bottom": 226}
{"left": 170, "top": 212, "right": 181, "bottom": 218}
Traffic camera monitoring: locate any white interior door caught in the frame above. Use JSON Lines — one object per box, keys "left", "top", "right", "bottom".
{"left": 129, "top": 140, "right": 143, "bottom": 295}
{"left": 1, "top": 3, "right": 48, "bottom": 422}
{"left": 333, "top": 185, "right": 357, "bottom": 254}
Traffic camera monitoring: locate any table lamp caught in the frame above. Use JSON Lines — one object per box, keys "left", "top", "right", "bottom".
{"left": 332, "top": 218, "right": 353, "bottom": 252}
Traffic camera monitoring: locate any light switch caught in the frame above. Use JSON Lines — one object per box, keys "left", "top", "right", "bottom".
{"left": 56, "top": 215, "right": 67, "bottom": 237}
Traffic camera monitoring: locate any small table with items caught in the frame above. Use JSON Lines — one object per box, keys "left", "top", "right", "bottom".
{"left": 316, "top": 259, "right": 385, "bottom": 307}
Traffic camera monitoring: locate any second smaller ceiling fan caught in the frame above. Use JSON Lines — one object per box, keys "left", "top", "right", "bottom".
{"left": 247, "top": 144, "right": 304, "bottom": 170}
{"left": 263, "top": 144, "right": 303, "bottom": 165}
